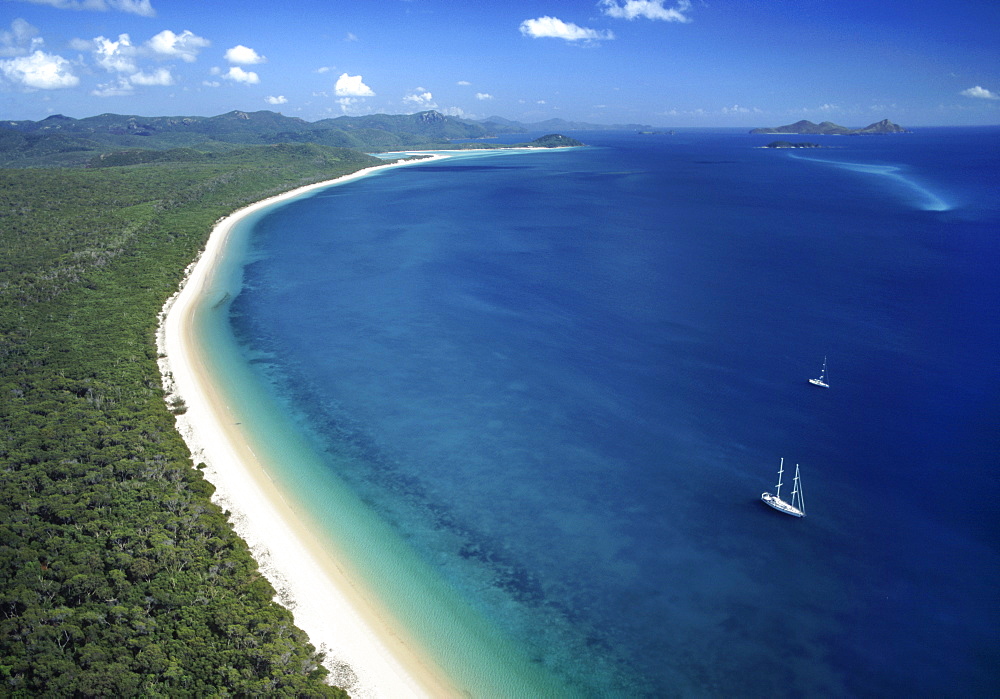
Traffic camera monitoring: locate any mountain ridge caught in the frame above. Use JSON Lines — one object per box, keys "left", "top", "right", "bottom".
{"left": 0, "top": 110, "right": 597, "bottom": 167}
{"left": 750, "top": 118, "right": 910, "bottom": 135}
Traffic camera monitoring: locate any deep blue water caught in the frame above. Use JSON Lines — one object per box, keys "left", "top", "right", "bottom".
{"left": 229, "top": 129, "right": 999, "bottom": 696}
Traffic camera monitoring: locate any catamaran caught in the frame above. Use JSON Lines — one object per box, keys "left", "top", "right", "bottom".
{"left": 761, "top": 458, "right": 805, "bottom": 517}
{"left": 809, "top": 356, "right": 829, "bottom": 388}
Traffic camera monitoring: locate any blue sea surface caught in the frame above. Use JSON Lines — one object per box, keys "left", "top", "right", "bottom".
{"left": 224, "top": 129, "right": 999, "bottom": 695}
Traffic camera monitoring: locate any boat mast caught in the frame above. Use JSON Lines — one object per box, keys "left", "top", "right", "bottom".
{"left": 791, "top": 464, "right": 804, "bottom": 513}
{"left": 798, "top": 466, "right": 805, "bottom": 513}
{"left": 820, "top": 356, "right": 827, "bottom": 381}
{"left": 775, "top": 457, "right": 784, "bottom": 500}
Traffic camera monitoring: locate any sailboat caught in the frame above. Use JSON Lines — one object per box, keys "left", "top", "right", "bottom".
{"left": 809, "top": 356, "right": 829, "bottom": 388}
{"left": 761, "top": 458, "right": 806, "bottom": 517}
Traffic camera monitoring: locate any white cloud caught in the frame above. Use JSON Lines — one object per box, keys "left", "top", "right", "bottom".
{"left": 146, "top": 29, "right": 209, "bottom": 62}
{"left": 129, "top": 67, "right": 172, "bottom": 86}
{"left": 114, "top": 0, "right": 155, "bottom": 14}
{"left": 664, "top": 104, "right": 765, "bottom": 118}
{"left": 475, "top": 92, "right": 493, "bottom": 100}
{"left": 225, "top": 44, "right": 266, "bottom": 65}
{"left": 441, "top": 106, "right": 467, "bottom": 117}
{"left": 91, "top": 77, "right": 132, "bottom": 96}
{"left": 662, "top": 106, "right": 708, "bottom": 118}
{"left": 93, "top": 34, "right": 137, "bottom": 73}
{"left": 10, "top": 0, "right": 156, "bottom": 17}
{"left": 266, "top": 95, "right": 287, "bottom": 105}
{"left": 0, "top": 19, "right": 42, "bottom": 57}
{"left": 722, "top": 104, "right": 762, "bottom": 115}
{"left": 90, "top": 64, "right": 172, "bottom": 96}
{"left": 600, "top": 0, "right": 692, "bottom": 22}
{"left": 457, "top": 80, "right": 471, "bottom": 86}
{"left": 335, "top": 72, "right": 374, "bottom": 97}
{"left": 224, "top": 66, "right": 259, "bottom": 84}
{"left": 519, "top": 16, "right": 614, "bottom": 41}
{"left": 960, "top": 85, "right": 999, "bottom": 100}
{"left": 202, "top": 80, "right": 220, "bottom": 88}
{"left": 403, "top": 89, "right": 435, "bottom": 107}
{"left": 345, "top": 32, "right": 358, "bottom": 42}
{"left": 0, "top": 49, "right": 79, "bottom": 89}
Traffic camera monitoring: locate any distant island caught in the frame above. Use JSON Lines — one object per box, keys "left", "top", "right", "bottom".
{"left": 750, "top": 119, "right": 910, "bottom": 135}
{"left": 526, "top": 134, "right": 584, "bottom": 147}
{"left": 763, "top": 141, "right": 823, "bottom": 149}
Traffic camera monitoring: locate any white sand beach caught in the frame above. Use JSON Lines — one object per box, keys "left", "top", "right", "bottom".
{"left": 156, "top": 155, "right": 465, "bottom": 698}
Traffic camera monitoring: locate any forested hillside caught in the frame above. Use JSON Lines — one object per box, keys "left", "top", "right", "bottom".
{"left": 0, "top": 110, "right": 589, "bottom": 167}
{"left": 0, "top": 143, "right": 381, "bottom": 696}
{"left": 0, "top": 110, "right": 493, "bottom": 166}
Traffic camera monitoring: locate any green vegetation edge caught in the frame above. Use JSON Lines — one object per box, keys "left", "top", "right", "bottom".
{"left": 0, "top": 143, "right": 383, "bottom": 696}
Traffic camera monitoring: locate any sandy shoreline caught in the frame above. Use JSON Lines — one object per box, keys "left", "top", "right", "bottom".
{"left": 156, "top": 154, "right": 465, "bottom": 698}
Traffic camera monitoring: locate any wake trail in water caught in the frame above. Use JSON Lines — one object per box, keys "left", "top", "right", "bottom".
{"left": 788, "top": 153, "right": 950, "bottom": 211}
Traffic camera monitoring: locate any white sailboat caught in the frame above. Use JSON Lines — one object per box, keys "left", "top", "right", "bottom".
{"left": 761, "top": 458, "right": 806, "bottom": 517}
{"left": 809, "top": 356, "right": 829, "bottom": 388}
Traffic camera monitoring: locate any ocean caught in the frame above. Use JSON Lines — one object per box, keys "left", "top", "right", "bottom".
{"left": 207, "top": 128, "right": 997, "bottom": 696}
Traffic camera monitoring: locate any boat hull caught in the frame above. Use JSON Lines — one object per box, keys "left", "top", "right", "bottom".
{"left": 808, "top": 378, "right": 829, "bottom": 388}
{"left": 761, "top": 492, "right": 805, "bottom": 517}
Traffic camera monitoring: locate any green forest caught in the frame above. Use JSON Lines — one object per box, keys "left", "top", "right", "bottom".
{"left": 0, "top": 142, "right": 386, "bottom": 696}
{"left": 0, "top": 109, "right": 583, "bottom": 168}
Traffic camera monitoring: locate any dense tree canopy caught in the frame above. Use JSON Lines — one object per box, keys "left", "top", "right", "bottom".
{"left": 0, "top": 143, "right": 381, "bottom": 696}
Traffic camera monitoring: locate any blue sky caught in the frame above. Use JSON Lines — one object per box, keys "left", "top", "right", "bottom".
{"left": 1, "top": 0, "right": 998, "bottom": 126}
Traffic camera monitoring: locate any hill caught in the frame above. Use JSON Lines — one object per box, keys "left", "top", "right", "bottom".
{"left": 526, "top": 133, "right": 585, "bottom": 147}
{"left": 750, "top": 118, "right": 910, "bottom": 135}
{"left": 0, "top": 110, "right": 482, "bottom": 165}
{"left": 0, "top": 110, "right": 593, "bottom": 167}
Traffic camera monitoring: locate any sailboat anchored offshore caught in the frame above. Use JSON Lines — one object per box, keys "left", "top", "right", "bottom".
{"left": 809, "top": 356, "right": 829, "bottom": 388}
{"left": 761, "top": 458, "right": 806, "bottom": 517}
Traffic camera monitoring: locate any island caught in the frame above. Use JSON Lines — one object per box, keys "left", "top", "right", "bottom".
{"left": 750, "top": 118, "right": 910, "bottom": 135}
{"left": 527, "top": 133, "right": 584, "bottom": 147}
{"left": 763, "top": 141, "right": 823, "bottom": 149}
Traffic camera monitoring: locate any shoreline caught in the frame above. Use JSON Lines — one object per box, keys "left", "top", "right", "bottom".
{"left": 156, "top": 154, "right": 465, "bottom": 698}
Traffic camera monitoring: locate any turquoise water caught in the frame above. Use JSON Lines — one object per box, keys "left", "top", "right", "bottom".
{"left": 207, "top": 130, "right": 997, "bottom": 695}
{"left": 188, "top": 175, "right": 570, "bottom": 696}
